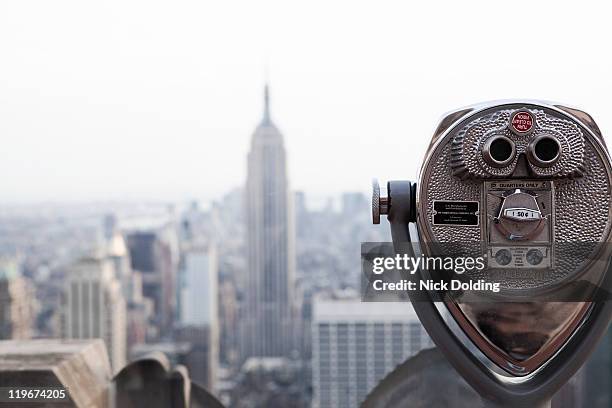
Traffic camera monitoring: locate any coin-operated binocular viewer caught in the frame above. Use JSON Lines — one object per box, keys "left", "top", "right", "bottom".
{"left": 372, "top": 101, "right": 612, "bottom": 408}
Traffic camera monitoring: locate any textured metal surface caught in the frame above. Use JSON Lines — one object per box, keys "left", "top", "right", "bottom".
{"left": 450, "top": 108, "right": 585, "bottom": 179}
{"left": 420, "top": 104, "right": 611, "bottom": 291}
{"left": 424, "top": 142, "right": 482, "bottom": 242}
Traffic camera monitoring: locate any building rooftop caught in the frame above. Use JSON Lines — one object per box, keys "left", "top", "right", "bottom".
{"left": 131, "top": 341, "right": 192, "bottom": 356}
{"left": 241, "top": 357, "right": 292, "bottom": 373}
{"left": 313, "top": 297, "right": 418, "bottom": 322}
{"left": 0, "top": 339, "right": 109, "bottom": 370}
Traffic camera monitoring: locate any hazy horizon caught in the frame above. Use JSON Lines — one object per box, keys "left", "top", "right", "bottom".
{"left": 2, "top": 1, "right": 612, "bottom": 203}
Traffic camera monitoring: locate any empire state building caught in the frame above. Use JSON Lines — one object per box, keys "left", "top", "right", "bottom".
{"left": 242, "top": 84, "right": 296, "bottom": 359}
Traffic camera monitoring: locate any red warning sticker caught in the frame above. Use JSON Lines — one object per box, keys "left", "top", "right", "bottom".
{"left": 510, "top": 111, "right": 534, "bottom": 133}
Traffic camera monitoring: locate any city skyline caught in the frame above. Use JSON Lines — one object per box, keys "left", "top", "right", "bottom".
{"left": 1, "top": 3, "right": 612, "bottom": 406}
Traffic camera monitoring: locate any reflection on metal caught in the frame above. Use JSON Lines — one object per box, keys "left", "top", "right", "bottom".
{"left": 449, "top": 301, "right": 590, "bottom": 375}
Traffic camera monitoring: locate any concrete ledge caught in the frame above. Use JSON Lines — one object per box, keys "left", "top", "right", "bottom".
{"left": 0, "top": 339, "right": 112, "bottom": 407}
{"left": 0, "top": 340, "right": 224, "bottom": 408}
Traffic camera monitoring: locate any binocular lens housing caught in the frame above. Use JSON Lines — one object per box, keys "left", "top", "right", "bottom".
{"left": 482, "top": 135, "right": 515, "bottom": 167}
{"left": 482, "top": 134, "right": 562, "bottom": 169}
{"left": 529, "top": 135, "right": 561, "bottom": 166}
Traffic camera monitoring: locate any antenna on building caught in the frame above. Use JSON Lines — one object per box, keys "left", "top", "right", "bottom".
{"left": 263, "top": 82, "right": 271, "bottom": 125}
{"left": 262, "top": 62, "right": 271, "bottom": 125}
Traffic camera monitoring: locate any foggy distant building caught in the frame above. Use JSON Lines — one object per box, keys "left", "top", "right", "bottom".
{"left": 0, "top": 259, "right": 35, "bottom": 340}
{"left": 228, "top": 357, "right": 309, "bottom": 408}
{"left": 124, "top": 269, "right": 155, "bottom": 346}
{"left": 127, "top": 232, "right": 158, "bottom": 272}
{"left": 61, "top": 256, "right": 127, "bottom": 372}
{"left": 126, "top": 229, "right": 177, "bottom": 333}
{"left": 180, "top": 245, "right": 218, "bottom": 327}
{"left": 341, "top": 192, "right": 368, "bottom": 217}
{"left": 176, "top": 244, "right": 219, "bottom": 391}
{"left": 294, "top": 191, "right": 307, "bottom": 221}
{"left": 207, "top": 188, "right": 245, "bottom": 246}
{"left": 218, "top": 278, "right": 239, "bottom": 365}
{"left": 103, "top": 218, "right": 154, "bottom": 347}
{"left": 103, "top": 213, "right": 119, "bottom": 241}
{"left": 311, "top": 295, "right": 433, "bottom": 408}
{"left": 294, "top": 191, "right": 307, "bottom": 239}
{"left": 105, "top": 222, "right": 133, "bottom": 302}
{"left": 174, "top": 325, "right": 217, "bottom": 392}
{"left": 242, "top": 84, "right": 297, "bottom": 360}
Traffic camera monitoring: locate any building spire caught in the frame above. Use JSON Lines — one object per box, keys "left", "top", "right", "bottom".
{"left": 263, "top": 83, "right": 271, "bottom": 125}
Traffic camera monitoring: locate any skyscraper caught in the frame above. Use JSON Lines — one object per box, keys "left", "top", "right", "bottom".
{"left": 126, "top": 228, "right": 177, "bottom": 333}
{"left": 242, "top": 84, "right": 296, "bottom": 359}
{"left": 311, "top": 294, "right": 434, "bottom": 408}
{"left": 176, "top": 244, "right": 219, "bottom": 391}
{"left": 103, "top": 215, "right": 154, "bottom": 347}
{"left": 179, "top": 245, "right": 218, "bottom": 328}
{"left": 61, "top": 256, "right": 127, "bottom": 372}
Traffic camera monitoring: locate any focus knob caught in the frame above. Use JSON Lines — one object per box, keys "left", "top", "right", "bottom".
{"left": 372, "top": 179, "right": 389, "bottom": 224}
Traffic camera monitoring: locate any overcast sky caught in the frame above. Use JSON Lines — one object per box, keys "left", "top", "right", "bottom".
{"left": 1, "top": 0, "right": 611, "bottom": 205}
